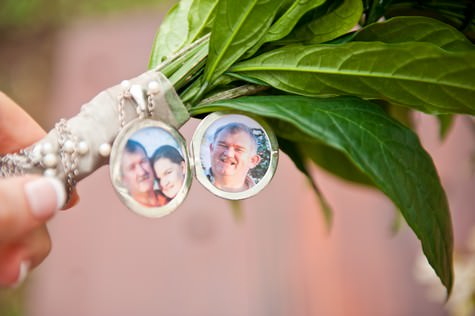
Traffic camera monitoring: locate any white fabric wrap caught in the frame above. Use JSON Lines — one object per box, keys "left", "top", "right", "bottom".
{"left": 28, "top": 70, "right": 189, "bottom": 182}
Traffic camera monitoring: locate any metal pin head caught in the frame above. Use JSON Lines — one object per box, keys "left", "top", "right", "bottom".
{"left": 129, "top": 84, "right": 147, "bottom": 116}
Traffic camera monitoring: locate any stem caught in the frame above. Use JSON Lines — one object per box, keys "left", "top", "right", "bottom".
{"left": 151, "top": 33, "right": 210, "bottom": 75}
{"left": 197, "top": 84, "right": 269, "bottom": 106}
{"left": 168, "top": 42, "right": 209, "bottom": 91}
{"left": 149, "top": 34, "right": 210, "bottom": 109}
{"left": 179, "top": 77, "right": 203, "bottom": 104}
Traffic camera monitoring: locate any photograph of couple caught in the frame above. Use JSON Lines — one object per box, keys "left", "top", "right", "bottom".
{"left": 200, "top": 115, "right": 272, "bottom": 195}
{"left": 119, "top": 127, "right": 187, "bottom": 209}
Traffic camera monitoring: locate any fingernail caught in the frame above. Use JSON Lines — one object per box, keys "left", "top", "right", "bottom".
{"left": 25, "top": 177, "right": 66, "bottom": 219}
{"left": 12, "top": 260, "right": 30, "bottom": 288}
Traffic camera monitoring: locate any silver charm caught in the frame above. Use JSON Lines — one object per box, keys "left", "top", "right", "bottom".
{"left": 110, "top": 79, "right": 190, "bottom": 218}
{"left": 110, "top": 119, "right": 191, "bottom": 218}
{"left": 190, "top": 112, "right": 279, "bottom": 200}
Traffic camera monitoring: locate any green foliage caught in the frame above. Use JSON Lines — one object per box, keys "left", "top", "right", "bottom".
{"left": 187, "top": 0, "right": 219, "bottom": 44}
{"left": 149, "top": 1, "right": 192, "bottom": 67}
{"left": 148, "top": 0, "right": 475, "bottom": 295}
{"left": 383, "top": 0, "right": 475, "bottom": 42}
{"left": 231, "top": 42, "right": 475, "bottom": 115}
{"left": 190, "top": 95, "right": 454, "bottom": 293}
{"left": 278, "top": 137, "right": 334, "bottom": 227}
{"left": 266, "top": 118, "right": 375, "bottom": 186}
{"left": 202, "top": 0, "right": 288, "bottom": 87}
{"left": 353, "top": 16, "right": 475, "bottom": 51}
{"left": 280, "top": 0, "right": 363, "bottom": 44}
{"left": 437, "top": 114, "right": 455, "bottom": 140}
{"left": 245, "top": 0, "right": 326, "bottom": 56}
{"left": 149, "top": 0, "right": 219, "bottom": 67}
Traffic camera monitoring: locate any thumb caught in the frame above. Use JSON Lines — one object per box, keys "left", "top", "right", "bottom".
{"left": 0, "top": 176, "right": 66, "bottom": 243}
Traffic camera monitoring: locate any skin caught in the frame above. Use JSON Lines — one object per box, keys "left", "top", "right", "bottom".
{"left": 153, "top": 158, "right": 185, "bottom": 199}
{"left": 120, "top": 149, "right": 158, "bottom": 207}
{"left": 210, "top": 129, "right": 261, "bottom": 192}
{"left": 0, "top": 92, "right": 78, "bottom": 287}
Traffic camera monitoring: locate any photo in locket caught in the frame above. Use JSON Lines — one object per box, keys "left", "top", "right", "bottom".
{"left": 121, "top": 126, "right": 186, "bottom": 207}
{"left": 111, "top": 121, "right": 190, "bottom": 218}
{"left": 199, "top": 114, "right": 272, "bottom": 194}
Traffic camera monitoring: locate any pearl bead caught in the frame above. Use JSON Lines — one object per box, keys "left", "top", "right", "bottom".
{"left": 147, "top": 81, "right": 160, "bottom": 94}
{"left": 32, "top": 145, "right": 43, "bottom": 161}
{"left": 63, "top": 140, "right": 75, "bottom": 153}
{"left": 42, "top": 142, "right": 54, "bottom": 154}
{"left": 121, "top": 80, "right": 131, "bottom": 90}
{"left": 43, "top": 153, "right": 58, "bottom": 168}
{"left": 98, "top": 143, "right": 111, "bottom": 157}
{"left": 77, "top": 141, "right": 89, "bottom": 155}
{"left": 44, "top": 168, "right": 57, "bottom": 177}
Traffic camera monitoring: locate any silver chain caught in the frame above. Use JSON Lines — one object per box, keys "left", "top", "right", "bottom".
{"left": 118, "top": 87, "right": 132, "bottom": 128}
{"left": 0, "top": 80, "right": 160, "bottom": 202}
{"left": 0, "top": 147, "right": 41, "bottom": 177}
{"left": 118, "top": 81, "right": 157, "bottom": 128}
{"left": 147, "top": 94, "right": 155, "bottom": 117}
{"left": 1, "top": 151, "right": 28, "bottom": 177}
{"left": 55, "top": 119, "right": 79, "bottom": 203}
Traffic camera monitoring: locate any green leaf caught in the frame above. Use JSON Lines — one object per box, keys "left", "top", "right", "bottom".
{"left": 302, "top": 141, "right": 376, "bottom": 187}
{"left": 437, "top": 114, "right": 454, "bottom": 140}
{"left": 230, "top": 41, "right": 475, "bottom": 115}
{"left": 278, "top": 137, "right": 333, "bottom": 228}
{"left": 149, "top": 0, "right": 193, "bottom": 68}
{"left": 354, "top": 16, "right": 475, "bottom": 51}
{"left": 186, "top": 0, "right": 219, "bottom": 44}
{"left": 390, "top": 209, "right": 405, "bottom": 235}
{"left": 363, "top": 0, "right": 394, "bottom": 25}
{"left": 229, "top": 200, "right": 244, "bottom": 221}
{"left": 246, "top": 0, "right": 327, "bottom": 57}
{"left": 202, "top": 0, "right": 287, "bottom": 86}
{"left": 374, "top": 99, "right": 414, "bottom": 129}
{"left": 267, "top": 118, "right": 375, "bottom": 186}
{"left": 281, "top": 0, "right": 363, "bottom": 44}
{"left": 384, "top": 0, "right": 474, "bottom": 32}
{"left": 191, "top": 95, "right": 454, "bottom": 294}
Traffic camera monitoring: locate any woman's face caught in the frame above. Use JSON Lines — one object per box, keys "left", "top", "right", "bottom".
{"left": 153, "top": 158, "right": 185, "bottom": 199}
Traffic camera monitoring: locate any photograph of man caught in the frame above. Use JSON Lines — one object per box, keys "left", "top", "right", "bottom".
{"left": 121, "top": 139, "right": 167, "bottom": 207}
{"left": 208, "top": 122, "right": 261, "bottom": 192}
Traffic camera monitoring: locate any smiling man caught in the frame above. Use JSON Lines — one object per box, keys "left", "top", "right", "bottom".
{"left": 121, "top": 139, "right": 164, "bottom": 207}
{"left": 208, "top": 123, "right": 261, "bottom": 192}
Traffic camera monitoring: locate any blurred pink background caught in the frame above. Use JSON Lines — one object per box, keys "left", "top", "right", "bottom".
{"left": 10, "top": 10, "right": 474, "bottom": 316}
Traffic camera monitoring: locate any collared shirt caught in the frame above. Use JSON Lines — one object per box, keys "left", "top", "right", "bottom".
{"left": 206, "top": 168, "right": 255, "bottom": 191}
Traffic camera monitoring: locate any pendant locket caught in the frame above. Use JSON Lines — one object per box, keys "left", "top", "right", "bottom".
{"left": 108, "top": 74, "right": 278, "bottom": 217}
{"left": 110, "top": 118, "right": 192, "bottom": 218}
{"left": 110, "top": 111, "right": 279, "bottom": 217}
{"left": 190, "top": 112, "right": 279, "bottom": 200}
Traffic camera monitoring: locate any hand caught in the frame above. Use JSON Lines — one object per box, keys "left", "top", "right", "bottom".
{"left": 0, "top": 92, "right": 71, "bottom": 287}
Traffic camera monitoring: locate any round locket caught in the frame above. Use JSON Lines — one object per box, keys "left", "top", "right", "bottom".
{"left": 110, "top": 119, "right": 192, "bottom": 218}
{"left": 190, "top": 112, "right": 279, "bottom": 200}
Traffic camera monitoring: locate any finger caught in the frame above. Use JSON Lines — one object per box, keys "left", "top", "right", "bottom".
{"left": 0, "top": 225, "right": 52, "bottom": 288}
{"left": 20, "top": 225, "right": 52, "bottom": 269}
{"left": 0, "top": 91, "right": 45, "bottom": 154}
{"left": 0, "top": 176, "right": 65, "bottom": 243}
{"left": 0, "top": 244, "right": 27, "bottom": 287}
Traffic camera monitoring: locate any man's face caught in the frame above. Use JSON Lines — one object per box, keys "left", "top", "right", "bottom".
{"left": 210, "top": 130, "right": 260, "bottom": 178}
{"left": 121, "top": 149, "right": 154, "bottom": 196}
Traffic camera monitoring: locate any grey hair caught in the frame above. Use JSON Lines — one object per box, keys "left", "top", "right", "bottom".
{"left": 213, "top": 122, "right": 257, "bottom": 152}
